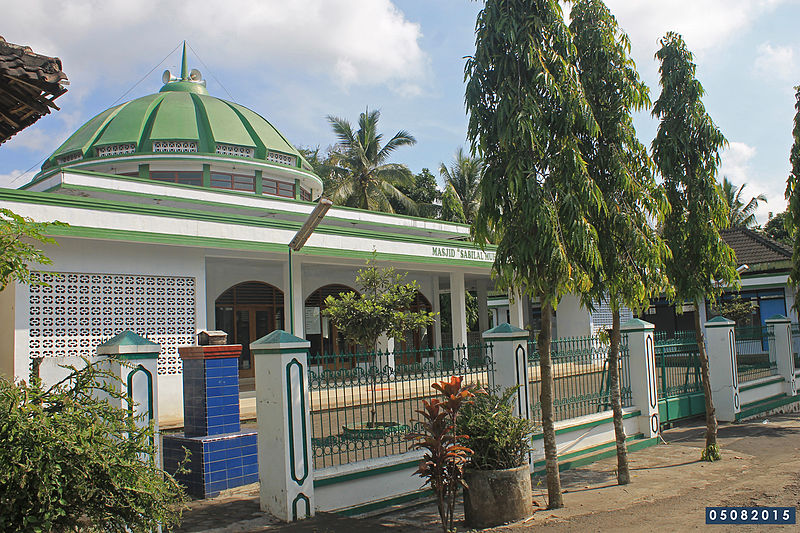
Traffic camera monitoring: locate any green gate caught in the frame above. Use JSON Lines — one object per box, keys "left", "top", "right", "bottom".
{"left": 654, "top": 331, "right": 705, "bottom": 423}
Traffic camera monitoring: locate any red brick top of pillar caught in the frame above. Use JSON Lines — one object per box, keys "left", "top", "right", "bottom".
{"left": 178, "top": 345, "right": 242, "bottom": 360}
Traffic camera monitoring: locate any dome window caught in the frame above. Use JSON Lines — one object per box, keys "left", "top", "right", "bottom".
{"left": 56, "top": 152, "right": 82, "bottom": 165}
{"left": 152, "top": 141, "right": 198, "bottom": 153}
{"left": 262, "top": 177, "right": 295, "bottom": 198}
{"left": 211, "top": 172, "right": 255, "bottom": 192}
{"left": 215, "top": 144, "right": 254, "bottom": 158}
{"left": 267, "top": 151, "right": 296, "bottom": 167}
{"left": 96, "top": 144, "right": 136, "bottom": 158}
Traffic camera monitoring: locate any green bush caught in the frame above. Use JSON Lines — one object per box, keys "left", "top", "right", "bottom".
{"left": 0, "top": 361, "right": 186, "bottom": 532}
{"left": 456, "top": 387, "right": 536, "bottom": 470}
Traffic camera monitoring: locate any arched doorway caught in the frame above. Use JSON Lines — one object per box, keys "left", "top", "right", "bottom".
{"left": 304, "top": 284, "right": 358, "bottom": 359}
{"left": 215, "top": 281, "right": 284, "bottom": 378}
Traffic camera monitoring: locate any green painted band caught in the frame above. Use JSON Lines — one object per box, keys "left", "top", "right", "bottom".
{"left": 334, "top": 489, "right": 433, "bottom": 517}
{"left": 2, "top": 187, "right": 491, "bottom": 253}
{"left": 531, "top": 410, "right": 641, "bottom": 441}
{"left": 314, "top": 457, "right": 421, "bottom": 487}
{"left": 735, "top": 394, "right": 799, "bottom": 420}
{"left": 54, "top": 182, "right": 468, "bottom": 239}
{"left": 532, "top": 435, "right": 657, "bottom": 474}
{"left": 115, "top": 352, "right": 160, "bottom": 360}
{"left": 739, "top": 375, "right": 784, "bottom": 392}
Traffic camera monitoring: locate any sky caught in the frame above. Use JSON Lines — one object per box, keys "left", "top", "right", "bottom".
{"left": 2, "top": 0, "right": 800, "bottom": 225}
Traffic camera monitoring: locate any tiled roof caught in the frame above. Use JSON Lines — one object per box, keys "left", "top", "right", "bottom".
{"left": 720, "top": 227, "right": 791, "bottom": 268}
{"left": 0, "top": 36, "right": 68, "bottom": 145}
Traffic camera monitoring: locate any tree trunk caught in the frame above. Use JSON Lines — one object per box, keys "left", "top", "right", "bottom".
{"left": 539, "top": 301, "right": 563, "bottom": 509}
{"left": 694, "top": 299, "right": 718, "bottom": 454}
{"left": 609, "top": 308, "right": 630, "bottom": 484}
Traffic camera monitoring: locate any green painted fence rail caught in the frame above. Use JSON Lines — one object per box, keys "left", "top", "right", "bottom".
{"left": 527, "top": 334, "right": 632, "bottom": 423}
{"left": 654, "top": 330, "right": 703, "bottom": 398}
{"left": 735, "top": 325, "right": 777, "bottom": 384}
{"left": 307, "top": 344, "right": 494, "bottom": 469}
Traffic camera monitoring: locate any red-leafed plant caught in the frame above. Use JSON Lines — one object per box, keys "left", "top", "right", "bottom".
{"left": 407, "top": 376, "right": 480, "bottom": 533}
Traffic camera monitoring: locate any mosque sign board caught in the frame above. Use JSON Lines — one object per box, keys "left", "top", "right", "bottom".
{"left": 430, "top": 246, "right": 495, "bottom": 262}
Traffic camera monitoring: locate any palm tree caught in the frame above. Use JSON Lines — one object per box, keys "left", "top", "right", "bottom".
{"left": 325, "top": 108, "right": 417, "bottom": 214}
{"left": 439, "top": 148, "right": 483, "bottom": 224}
{"left": 721, "top": 177, "right": 767, "bottom": 228}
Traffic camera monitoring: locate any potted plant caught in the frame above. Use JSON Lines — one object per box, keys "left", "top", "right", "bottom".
{"left": 456, "top": 386, "right": 536, "bottom": 529}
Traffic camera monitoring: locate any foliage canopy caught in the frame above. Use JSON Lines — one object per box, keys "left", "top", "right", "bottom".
{"left": 0, "top": 362, "right": 186, "bottom": 532}
{"left": 570, "top": 0, "right": 670, "bottom": 314}
{"left": 785, "top": 86, "right": 800, "bottom": 301}
{"left": 651, "top": 32, "right": 738, "bottom": 306}
{"left": 465, "top": 0, "right": 602, "bottom": 307}
{"left": 324, "top": 108, "right": 418, "bottom": 214}
{"left": 0, "top": 208, "right": 64, "bottom": 291}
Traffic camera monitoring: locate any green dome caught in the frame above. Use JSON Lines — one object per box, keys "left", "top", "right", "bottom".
{"left": 42, "top": 89, "right": 310, "bottom": 170}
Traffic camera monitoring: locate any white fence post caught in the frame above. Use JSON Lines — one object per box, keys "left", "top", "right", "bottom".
{"left": 620, "top": 319, "right": 660, "bottom": 438}
{"left": 96, "top": 330, "right": 160, "bottom": 461}
{"left": 705, "top": 316, "right": 740, "bottom": 422}
{"left": 251, "top": 330, "right": 314, "bottom": 522}
{"left": 766, "top": 315, "right": 797, "bottom": 397}
{"left": 482, "top": 323, "right": 532, "bottom": 421}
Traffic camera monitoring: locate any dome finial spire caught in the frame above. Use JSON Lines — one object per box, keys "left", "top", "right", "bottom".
{"left": 180, "top": 41, "right": 188, "bottom": 80}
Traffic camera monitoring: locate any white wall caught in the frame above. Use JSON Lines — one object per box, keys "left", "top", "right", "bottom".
{"left": 12, "top": 237, "right": 206, "bottom": 425}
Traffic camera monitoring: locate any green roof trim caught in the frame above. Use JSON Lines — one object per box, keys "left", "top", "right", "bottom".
{"left": 96, "top": 330, "right": 160, "bottom": 359}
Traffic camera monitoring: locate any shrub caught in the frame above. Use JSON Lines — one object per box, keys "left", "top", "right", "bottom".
{"left": 0, "top": 360, "right": 186, "bottom": 532}
{"left": 456, "top": 386, "right": 536, "bottom": 470}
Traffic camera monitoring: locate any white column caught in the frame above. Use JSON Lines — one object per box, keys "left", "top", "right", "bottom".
{"left": 508, "top": 288, "right": 525, "bottom": 328}
{"left": 621, "top": 319, "right": 660, "bottom": 438}
{"left": 705, "top": 316, "right": 740, "bottom": 422}
{"left": 766, "top": 316, "right": 797, "bottom": 397}
{"left": 483, "top": 324, "right": 532, "bottom": 420}
{"left": 477, "top": 280, "right": 490, "bottom": 334}
{"left": 252, "top": 330, "right": 314, "bottom": 522}
{"left": 284, "top": 252, "right": 304, "bottom": 336}
{"left": 432, "top": 276, "right": 442, "bottom": 349}
{"left": 96, "top": 331, "right": 161, "bottom": 461}
{"left": 450, "top": 271, "right": 468, "bottom": 347}
{"left": 555, "top": 293, "right": 590, "bottom": 338}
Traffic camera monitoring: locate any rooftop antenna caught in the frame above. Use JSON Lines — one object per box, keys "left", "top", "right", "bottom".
{"left": 180, "top": 40, "right": 188, "bottom": 80}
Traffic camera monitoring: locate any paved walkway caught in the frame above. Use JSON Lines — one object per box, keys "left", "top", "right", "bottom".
{"left": 175, "top": 412, "right": 800, "bottom": 532}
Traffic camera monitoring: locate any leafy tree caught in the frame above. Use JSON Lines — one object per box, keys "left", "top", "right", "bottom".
{"left": 297, "top": 145, "right": 339, "bottom": 192}
{"left": 465, "top": 0, "right": 602, "bottom": 509}
{"left": 786, "top": 86, "right": 800, "bottom": 301}
{"left": 324, "top": 255, "right": 436, "bottom": 423}
{"left": 440, "top": 185, "right": 467, "bottom": 224}
{"left": 763, "top": 211, "right": 792, "bottom": 245}
{"left": 0, "top": 361, "right": 186, "bottom": 532}
{"left": 721, "top": 177, "right": 767, "bottom": 228}
{"left": 439, "top": 148, "right": 483, "bottom": 224}
{"left": 392, "top": 168, "right": 442, "bottom": 218}
{"left": 325, "top": 108, "right": 418, "bottom": 214}
{"left": 0, "top": 208, "right": 64, "bottom": 291}
{"left": 570, "top": 0, "right": 670, "bottom": 485}
{"left": 651, "top": 32, "right": 738, "bottom": 461}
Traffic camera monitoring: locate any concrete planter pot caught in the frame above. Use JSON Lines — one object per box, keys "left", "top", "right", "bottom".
{"left": 463, "top": 464, "right": 533, "bottom": 529}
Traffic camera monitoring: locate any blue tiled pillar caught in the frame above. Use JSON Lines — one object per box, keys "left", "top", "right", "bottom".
{"left": 178, "top": 345, "right": 242, "bottom": 438}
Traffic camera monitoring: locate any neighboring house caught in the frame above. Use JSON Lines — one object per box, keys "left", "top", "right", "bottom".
{"left": 0, "top": 36, "right": 68, "bottom": 144}
{"left": 641, "top": 227, "right": 797, "bottom": 335}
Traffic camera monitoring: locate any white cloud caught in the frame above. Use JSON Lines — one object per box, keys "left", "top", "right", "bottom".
{"left": 0, "top": 170, "right": 37, "bottom": 190}
{"left": 720, "top": 141, "right": 784, "bottom": 225}
{"left": 602, "top": 1, "right": 786, "bottom": 67}
{"left": 2, "top": 0, "right": 428, "bottom": 95}
{"left": 754, "top": 43, "right": 796, "bottom": 80}
{"left": 720, "top": 141, "right": 757, "bottom": 185}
